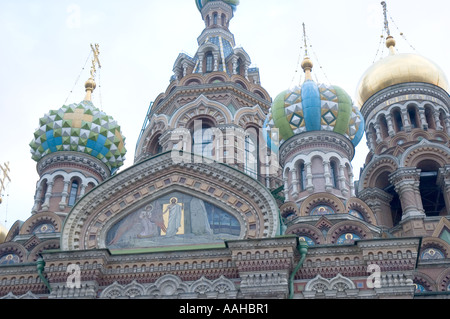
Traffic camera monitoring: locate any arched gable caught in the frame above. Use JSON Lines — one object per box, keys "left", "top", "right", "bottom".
{"left": 60, "top": 152, "right": 280, "bottom": 251}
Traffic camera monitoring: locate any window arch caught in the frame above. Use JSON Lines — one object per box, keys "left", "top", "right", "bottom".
{"left": 392, "top": 109, "right": 403, "bottom": 132}
{"left": 213, "top": 13, "right": 218, "bottom": 25}
{"left": 407, "top": 105, "right": 419, "bottom": 129}
{"left": 244, "top": 128, "right": 258, "bottom": 179}
{"left": 330, "top": 160, "right": 339, "bottom": 189}
{"left": 425, "top": 105, "right": 436, "bottom": 129}
{"left": 68, "top": 180, "right": 80, "bottom": 207}
{"left": 190, "top": 117, "right": 216, "bottom": 159}
{"left": 205, "top": 52, "right": 214, "bottom": 73}
{"left": 298, "top": 162, "right": 307, "bottom": 191}
{"left": 379, "top": 115, "right": 389, "bottom": 138}
{"left": 439, "top": 110, "right": 447, "bottom": 130}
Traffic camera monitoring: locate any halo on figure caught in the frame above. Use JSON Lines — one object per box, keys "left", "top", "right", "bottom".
{"left": 169, "top": 197, "right": 178, "bottom": 203}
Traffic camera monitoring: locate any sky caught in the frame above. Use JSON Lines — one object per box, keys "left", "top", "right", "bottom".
{"left": 0, "top": 0, "right": 449, "bottom": 229}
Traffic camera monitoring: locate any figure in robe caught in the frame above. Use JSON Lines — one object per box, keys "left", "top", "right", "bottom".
{"left": 149, "top": 200, "right": 166, "bottom": 234}
{"left": 190, "top": 198, "right": 213, "bottom": 235}
{"left": 137, "top": 205, "right": 158, "bottom": 238}
{"left": 163, "top": 197, "right": 183, "bottom": 237}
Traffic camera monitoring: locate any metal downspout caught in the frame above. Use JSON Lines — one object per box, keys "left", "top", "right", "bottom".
{"left": 36, "top": 257, "right": 52, "bottom": 293}
{"left": 289, "top": 240, "right": 308, "bottom": 299}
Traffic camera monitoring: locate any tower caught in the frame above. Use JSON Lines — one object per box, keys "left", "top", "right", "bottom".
{"left": 135, "top": 0, "right": 278, "bottom": 189}
{"left": 356, "top": 2, "right": 450, "bottom": 234}
{"left": 28, "top": 44, "right": 126, "bottom": 220}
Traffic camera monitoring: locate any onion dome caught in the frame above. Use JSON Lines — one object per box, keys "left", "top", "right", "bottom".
{"left": 356, "top": 35, "right": 449, "bottom": 107}
{"left": 0, "top": 223, "right": 7, "bottom": 244}
{"left": 264, "top": 57, "right": 365, "bottom": 150}
{"left": 196, "top": 0, "right": 239, "bottom": 12}
{"left": 29, "top": 100, "right": 126, "bottom": 173}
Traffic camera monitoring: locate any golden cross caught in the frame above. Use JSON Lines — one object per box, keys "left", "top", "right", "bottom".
{"left": 0, "top": 162, "right": 11, "bottom": 204}
{"left": 302, "top": 23, "right": 309, "bottom": 56}
{"left": 381, "top": 1, "right": 391, "bottom": 36}
{"left": 89, "top": 43, "right": 101, "bottom": 79}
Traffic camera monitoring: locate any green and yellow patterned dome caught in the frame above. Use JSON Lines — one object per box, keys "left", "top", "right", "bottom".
{"left": 30, "top": 100, "right": 126, "bottom": 173}
{"left": 264, "top": 57, "right": 365, "bottom": 150}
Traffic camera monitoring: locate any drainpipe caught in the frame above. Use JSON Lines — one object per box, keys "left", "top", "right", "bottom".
{"left": 36, "top": 257, "right": 52, "bottom": 293}
{"left": 289, "top": 240, "right": 308, "bottom": 299}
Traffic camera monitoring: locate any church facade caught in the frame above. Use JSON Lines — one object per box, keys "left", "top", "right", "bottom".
{"left": 0, "top": 0, "right": 449, "bottom": 299}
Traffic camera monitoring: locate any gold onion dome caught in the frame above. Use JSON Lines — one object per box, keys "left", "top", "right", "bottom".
{"left": 356, "top": 35, "right": 449, "bottom": 107}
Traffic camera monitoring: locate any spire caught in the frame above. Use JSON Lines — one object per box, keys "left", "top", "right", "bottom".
{"left": 301, "top": 23, "right": 313, "bottom": 81}
{"left": 381, "top": 1, "right": 396, "bottom": 55}
{"left": 0, "top": 162, "right": 11, "bottom": 205}
{"left": 84, "top": 43, "right": 101, "bottom": 101}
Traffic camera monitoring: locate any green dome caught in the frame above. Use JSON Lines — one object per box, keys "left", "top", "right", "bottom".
{"left": 264, "top": 81, "right": 365, "bottom": 149}
{"left": 30, "top": 100, "right": 126, "bottom": 172}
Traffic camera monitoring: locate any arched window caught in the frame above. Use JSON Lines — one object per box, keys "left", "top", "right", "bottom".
{"left": 392, "top": 110, "right": 403, "bottom": 132}
{"left": 221, "top": 13, "right": 226, "bottom": 27}
{"left": 205, "top": 52, "right": 214, "bottom": 73}
{"left": 408, "top": 106, "right": 418, "bottom": 129}
{"left": 213, "top": 13, "right": 218, "bottom": 25}
{"left": 379, "top": 115, "right": 389, "bottom": 138}
{"left": 236, "top": 58, "right": 241, "bottom": 75}
{"left": 439, "top": 110, "right": 447, "bottom": 130}
{"left": 40, "top": 181, "right": 48, "bottom": 205}
{"left": 330, "top": 160, "right": 339, "bottom": 189}
{"left": 425, "top": 106, "right": 436, "bottom": 129}
{"left": 68, "top": 180, "right": 79, "bottom": 207}
{"left": 193, "top": 121, "right": 214, "bottom": 158}
{"left": 244, "top": 131, "right": 258, "bottom": 179}
{"left": 299, "top": 162, "right": 306, "bottom": 191}
{"left": 418, "top": 161, "right": 445, "bottom": 217}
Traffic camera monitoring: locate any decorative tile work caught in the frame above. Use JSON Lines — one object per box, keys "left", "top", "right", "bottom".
{"left": 30, "top": 100, "right": 126, "bottom": 172}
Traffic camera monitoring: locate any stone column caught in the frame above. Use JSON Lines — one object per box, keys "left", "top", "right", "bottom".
{"left": 59, "top": 180, "right": 70, "bottom": 210}
{"left": 389, "top": 168, "right": 425, "bottom": 220}
{"left": 232, "top": 56, "right": 238, "bottom": 75}
{"left": 32, "top": 183, "right": 44, "bottom": 214}
{"left": 437, "top": 165, "right": 450, "bottom": 215}
{"left": 401, "top": 109, "right": 411, "bottom": 132}
{"left": 305, "top": 162, "right": 314, "bottom": 193}
{"left": 374, "top": 123, "right": 382, "bottom": 143}
{"left": 339, "top": 164, "right": 349, "bottom": 197}
{"left": 323, "top": 161, "right": 332, "bottom": 191}
{"left": 418, "top": 108, "right": 428, "bottom": 130}
{"left": 385, "top": 114, "right": 395, "bottom": 137}
{"left": 41, "top": 181, "right": 54, "bottom": 211}
{"left": 291, "top": 168, "right": 299, "bottom": 198}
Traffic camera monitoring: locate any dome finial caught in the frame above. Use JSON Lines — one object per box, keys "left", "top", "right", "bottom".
{"left": 381, "top": 1, "right": 396, "bottom": 55}
{"left": 84, "top": 43, "right": 101, "bottom": 101}
{"left": 301, "top": 23, "right": 313, "bottom": 81}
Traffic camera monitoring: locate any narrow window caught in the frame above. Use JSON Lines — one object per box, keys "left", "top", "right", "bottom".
{"left": 206, "top": 52, "right": 213, "bottom": 73}
{"left": 244, "top": 134, "right": 258, "bottom": 179}
{"left": 299, "top": 162, "right": 306, "bottom": 191}
{"left": 68, "top": 180, "right": 79, "bottom": 207}
{"left": 330, "top": 161, "right": 339, "bottom": 189}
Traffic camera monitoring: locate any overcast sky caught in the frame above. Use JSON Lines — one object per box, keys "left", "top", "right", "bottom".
{"left": 0, "top": 0, "right": 449, "bottom": 229}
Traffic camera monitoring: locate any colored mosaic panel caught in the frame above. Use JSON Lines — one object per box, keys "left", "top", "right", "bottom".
{"left": 414, "top": 284, "right": 426, "bottom": 293}
{"left": 310, "top": 205, "right": 335, "bottom": 216}
{"left": 0, "top": 253, "right": 20, "bottom": 265}
{"left": 336, "top": 233, "right": 360, "bottom": 244}
{"left": 298, "top": 236, "right": 315, "bottom": 246}
{"left": 420, "top": 247, "right": 445, "bottom": 260}
{"left": 263, "top": 82, "right": 364, "bottom": 148}
{"left": 30, "top": 100, "right": 126, "bottom": 172}
{"left": 349, "top": 209, "right": 365, "bottom": 221}
{"left": 32, "top": 223, "right": 56, "bottom": 234}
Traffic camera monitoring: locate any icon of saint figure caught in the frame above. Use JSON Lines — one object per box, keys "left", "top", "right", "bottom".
{"left": 163, "top": 197, "right": 183, "bottom": 237}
